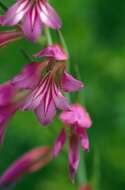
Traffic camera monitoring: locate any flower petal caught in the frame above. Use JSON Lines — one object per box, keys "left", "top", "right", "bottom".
{"left": 34, "top": 44, "right": 68, "bottom": 61}
{"left": 61, "top": 71, "right": 84, "bottom": 92}
{"left": 53, "top": 84, "right": 70, "bottom": 110}
{"left": 22, "top": 6, "right": 42, "bottom": 41}
{"left": 0, "top": 82, "right": 15, "bottom": 106}
{"left": 0, "top": 146, "right": 51, "bottom": 188}
{"left": 69, "top": 129, "right": 80, "bottom": 182}
{"left": 38, "top": 2, "right": 62, "bottom": 29}
{"left": 60, "top": 104, "right": 92, "bottom": 128}
{"left": 53, "top": 128, "right": 66, "bottom": 157}
{"left": 2, "top": 0, "right": 30, "bottom": 26}
{"left": 77, "top": 127, "right": 89, "bottom": 151}
{"left": 0, "top": 104, "right": 17, "bottom": 144}
{"left": 35, "top": 99, "right": 56, "bottom": 126}
{"left": 12, "top": 62, "right": 44, "bottom": 89}
{"left": 0, "top": 30, "right": 22, "bottom": 48}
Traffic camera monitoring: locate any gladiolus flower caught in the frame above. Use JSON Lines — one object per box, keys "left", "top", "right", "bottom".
{"left": 0, "top": 146, "right": 51, "bottom": 188}
{"left": 12, "top": 45, "right": 83, "bottom": 126}
{"left": 53, "top": 104, "right": 92, "bottom": 182}
{"left": 1, "top": 0, "right": 62, "bottom": 41}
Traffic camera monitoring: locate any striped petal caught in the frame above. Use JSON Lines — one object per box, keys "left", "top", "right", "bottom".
{"left": 35, "top": 99, "right": 56, "bottom": 126}
{"left": 2, "top": 0, "right": 30, "bottom": 26}
{"left": 38, "top": 2, "right": 62, "bottom": 29}
{"left": 22, "top": 6, "right": 42, "bottom": 41}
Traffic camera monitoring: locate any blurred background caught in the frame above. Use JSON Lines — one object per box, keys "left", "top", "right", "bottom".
{"left": 0, "top": 0, "right": 125, "bottom": 189}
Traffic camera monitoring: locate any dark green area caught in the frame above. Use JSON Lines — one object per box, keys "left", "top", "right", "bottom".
{"left": 0, "top": 0, "right": 125, "bottom": 189}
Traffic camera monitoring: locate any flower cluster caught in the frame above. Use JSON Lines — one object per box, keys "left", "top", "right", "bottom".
{"left": 0, "top": 0, "right": 92, "bottom": 188}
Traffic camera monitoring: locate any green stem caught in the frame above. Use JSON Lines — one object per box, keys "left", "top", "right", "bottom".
{"left": 44, "top": 27, "right": 53, "bottom": 45}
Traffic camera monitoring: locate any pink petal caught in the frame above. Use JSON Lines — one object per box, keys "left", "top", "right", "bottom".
{"left": 37, "top": 2, "right": 62, "bottom": 29}
{"left": 0, "top": 30, "right": 22, "bottom": 48}
{"left": 0, "top": 82, "right": 15, "bottom": 106}
{"left": 53, "top": 83, "right": 70, "bottom": 110}
{"left": 71, "top": 104, "right": 92, "bottom": 128}
{"left": 53, "top": 128, "right": 66, "bottom": 157}
{"left": 0, "top": 104, "right": 17, "bottom": 144}
{"left": 77, "top": 127, "right": 89, "bottom": 151}
{"left": 60, "top": 110, "right": 76, "bottom": 126}
{"left": 60, "top": 104, "right": 92, "bottom": 129}
{"left": 12, "top": 62, "right": 43, "bottom": 89}
{"left": 69, "top": 129, "right": 80, "bottom": 182}
{"left": 61, "top": 71, "right": 84, "bottom": 92}
{"left": 22, "top": 6, "right": 42, "bottom": 41}
{"left": 2, "top": 0, "right": 30, "bottom": 26}
{"left": 34, "top": 44, "right": 68, "bottom": 61}
{"left": 35, "top": 99, "right": 56, "bottom": 126}
{"left": 0, "top": 146, "right": 51, "bottom": 188}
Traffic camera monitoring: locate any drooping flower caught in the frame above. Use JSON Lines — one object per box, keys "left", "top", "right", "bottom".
{"left": 53, "top": 104, "right": 92, "bottom": 182}
{"left": 1, "top": 0, "right": 62, "bottom": 41}
{"left": 0, "top": 29, "right": 23, "bottom": 48}
{"left": 0, "top": 146, "right": 51, "bottom": 188}
{"left": 12, "top": 45, "right": 84, "bottom": 126}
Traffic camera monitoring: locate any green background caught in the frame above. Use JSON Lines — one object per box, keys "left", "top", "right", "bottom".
{"left": 0, "top": 0, "right": 125, "bottom": 189}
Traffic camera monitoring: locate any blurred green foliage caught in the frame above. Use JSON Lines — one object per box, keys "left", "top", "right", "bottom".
{"left": 0, "top": 0, "right": 125, "bottom": 189}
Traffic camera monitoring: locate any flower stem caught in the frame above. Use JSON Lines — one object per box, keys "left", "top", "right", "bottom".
{"left": 44, "top": 27, "right": 53, "bottom": 45}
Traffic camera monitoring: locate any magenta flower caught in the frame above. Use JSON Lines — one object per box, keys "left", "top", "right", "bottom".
{"left": 0, "top": 146, "right": 51, "bottom": 188}
{"left": 53, "top": 104, "right": 92, "bottom": 182}
{"left": 1, "top": 0, "right": 62, "bottom": 41}
{"left": 0, "top": 82, "right": 18, "bottom": 144}
{"left": 12, "top": 45, "right": 83, "bottom": 126}
{"left": 0, "top": 81, "right": 28, "bottom": 144}
{"left": 0, "top": 29, "right": 23, "bottom": 48}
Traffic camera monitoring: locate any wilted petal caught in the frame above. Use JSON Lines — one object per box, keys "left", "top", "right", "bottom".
{"left": 69, "top": 129, "right": 80, "bottom": 182}
{"left": 61, "top": 71, "right": 84, "bottom": 92}
{"left": 22, "top": 6, "right": 42, "bottom": 41}
{"left": 53, "top": 128, "right": 66, "bottom": 157}
{"left": 77, "top": 127, "right": 89, "bottom": 151}
{"left": 35, "top": 99, "right": 56, "bottom": 126}
{"left": 12, "top": 62, "right": 45, "bottom": 89}
{"left": 0, "top": 30, "right": 22, "bottom": 48}
{"left": 2, "top": 0, "right": 30, "bottom": 26}
{"left": 0, "top": 146, "right": 51, "bottom": 188}
{"left": 34, "top": 44, "right": 68, "bottom": 61}
{"left": 38, "top": 2, "right": 62, "bottom": 29}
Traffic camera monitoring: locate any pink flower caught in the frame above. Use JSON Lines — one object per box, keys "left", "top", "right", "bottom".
{"left": 0, "top": 146, "right": 51, "bottom": 188}
{"left": 0, "top": 29, "right": 23, "bottom": 48}
{"left": 0, "top": 81, "right": 28, "bottom": 144}
{"left": 0, "top": 82, "right": 17, "bottom": 144}
{"left": 53, "top": 104, "right": 92, "bottom": 182}
{"left": 1, "top": 0, "right": 62, "bottom": 41}
{"left": 12, "top": 45, "right": 83, "bottom": 126}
